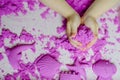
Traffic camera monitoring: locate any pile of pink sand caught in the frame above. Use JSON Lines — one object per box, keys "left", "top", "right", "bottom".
{"left": 0, "top": 0, "right": 119, "bottom": 79}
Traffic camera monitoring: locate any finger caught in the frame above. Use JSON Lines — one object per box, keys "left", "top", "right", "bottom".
{"left": 66, "top": 21, "right": 72, "bottom": 37}
{"left": 71, "top": 24, "right": 78, "bottom": 37}
{"left": 69, "top": 39, "right": 79, "bottom": 48}
{"left": 86, "top": 35, "right": 98, "bottom": 49}
{"left": 81, "top": 34, "right": 98, "bottom": 51}
{"left": 71, "top": 16, "right": 81, "bottom": 37}
{"left": 71, "top": 28, "right": 78, "bottom": 37}
{"left": 70, "top": 37, "right": 82, "bottom": 46}
{"left": 69, "top": 37, "right": 82, "bottom": 48}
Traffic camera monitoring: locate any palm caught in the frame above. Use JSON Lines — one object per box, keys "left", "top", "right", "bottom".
{"left": 84, "top": 16, "right": 98, "bottom": 50}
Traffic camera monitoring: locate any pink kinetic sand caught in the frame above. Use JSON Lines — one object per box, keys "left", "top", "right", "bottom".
{"left": 0, "top": 53, "right": 3, "bottom": 61}
{"left": 0, "top": 35, "right": 4, "bottom": 48}
{"left": 4, "top": 74, "right": 16, "bottom": 80}
{"left": 53, "top": 24, "right": 106, "bottom": 61}
{"left": 59, "top": 71, "right": 80, "bottom": 80}
{"left": 1, "top": 0, "right": 120, "bottom": 79}
{"left": 66, "top": 0, "right": 94, "bottom": 16}
{"left": 67, "top": 59, "right": 88, "bottom": 80}
{"left": 72, "top": 25, "right": 94, "bottom": 46}
{"left": 19, "top": 29, "right": 34, "bottom": 42}
{"left": 40, "top": 8, "right": 50, "bottom": 19}
{"left": 97, "top": 77, "right": 112, "bottom": 80}
{"left": 34, "top": 54, "right": 61, "bottom": 79}
{"left": 0, "top": 0, "right": 37, "bottom": 16}
{"left": 92, "top": 60, "right": 117, "bottom": 80}
{"left": 19, "top": 72, "right": 30, "bottom": 80}
{"left": 6, "top": 42, "right": 35, "bottom": 69}
{"left": 0, "top": 28, "right": 19, "bottom": 47}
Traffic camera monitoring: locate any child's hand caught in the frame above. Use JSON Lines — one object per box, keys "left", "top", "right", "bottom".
{"left": 68, "top": 15, "right": 98, "bottom": 50}
{"left": 66, "top": 12, "right": 83, "bottom": 48}
{"left": 82, "top": 35, "right": 98, "bottom": 51}
{"left": 66, "top": 12, "right": 81, "bottom": 37}
{"left": 82, "top": 16, "right": 98, "bottom": 51}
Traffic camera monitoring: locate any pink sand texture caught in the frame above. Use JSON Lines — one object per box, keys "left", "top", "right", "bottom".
{"left": 97, "top": 77, "right": 112, "bottom": 80}
{"left": 0, "top": 53, "right": 3, "bottom": 61}
{"left": 92, "top": 60, "right": 117, "bottom": 80}
{"left": 0, "top": 28, "right": 34, "bottom": 48}
{"left": 19, "top": 29, "right": 34, "bottom": 42}
{"left": 0, "top": 29, "right": 19, "bottom": 47}
{"left": 34, "top": 54, "right": 61, "bottom": 79}
{"left": 0, "top": 0, "right": 37, "bottom": 16}
{"left": 59, "top": 71, "right": 80, "bottom": 80}
{"left": 73, "top": 25, "right": 94, "bottom": 47}
{"left": 0, "top": 35, "right": 4, "bottom": 47}
{"left": 1, "top": 0, "right": 119, "bottom": 79}
{"left": 5, "top": 42, "right": 35, "bottom": 69}
{"left": 66, "top": 0, "right": 93, "bottom": 16}
{"left": 19, "top": 72, "right": 31, "bottom": 80}
{"left": 66, "top": 59, "right": 89, "bottom": 80}
{"left": 4, "top": 74, "right": 16, "bottom": 80}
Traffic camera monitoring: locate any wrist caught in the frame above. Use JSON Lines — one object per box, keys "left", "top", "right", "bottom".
{"left": 66, "top": 12, "right": 80, "bottom": 20}
{"left": 82, "top": 15, "right": 96, "bottom": 24}
{"left": 65, "top": 10, "right": 79, "bottom": 18}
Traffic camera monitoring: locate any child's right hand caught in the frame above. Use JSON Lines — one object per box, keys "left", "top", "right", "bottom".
{"left": 66, "top": 12, "right": 83, "bottom": 48}
{"left": 66, "top": 12, "right": 81, "bottom": 37}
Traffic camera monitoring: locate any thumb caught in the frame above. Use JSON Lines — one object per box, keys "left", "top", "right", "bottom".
{"left": 66, "top": 20, "right": 72, "bottom": 37}
{"left": 71, "top": 17, "right": 81, "bottom": 37}
{"left": 71, "top": 25, "right": 78, "bottom": 37}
